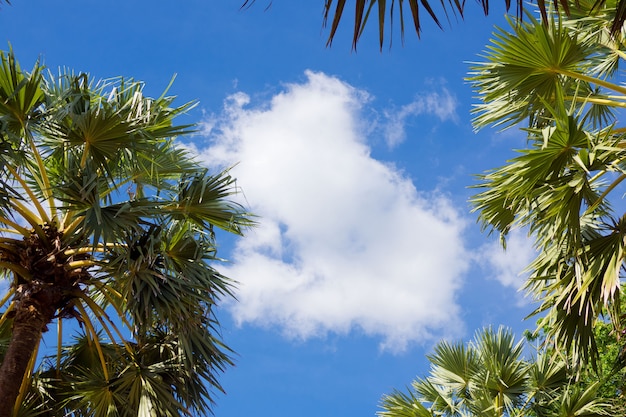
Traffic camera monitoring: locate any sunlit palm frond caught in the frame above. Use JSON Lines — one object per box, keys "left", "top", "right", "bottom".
{"left": 426, "top": 340, "right": 478, "bottom": 397}
{"left": 525, "top": 353, "right": 569, "bottom": 416}
{"left": 378, "top": 388, "right": 432, "bottom": 417}
{"left": 469, "top": 14, "right": 595, "bottom": 130}
{"left": 557, "top": 382, "right": 611, "bottom": 416}
{"left": 470, "top": 4, "right": 626, "bottom": 364}
{"left": 170, "top": 168, "right": 256, "bottom": 234}
{"left": 472, "top": 327, "right": 528, "bottom": 415}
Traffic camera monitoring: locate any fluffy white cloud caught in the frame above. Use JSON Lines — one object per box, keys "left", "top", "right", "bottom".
{"left": 477, "top": 228, "right": 537, "bottom": 303}
{"left": 383, "top": 87, "right": 458, "bottom": 148}
{"left": 197, "top": 71, "right": 469, "bottom": 351}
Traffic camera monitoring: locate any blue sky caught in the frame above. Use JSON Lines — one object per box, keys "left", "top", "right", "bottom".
{"left": 2, "top": 1, "right": 540, "bottom": 416}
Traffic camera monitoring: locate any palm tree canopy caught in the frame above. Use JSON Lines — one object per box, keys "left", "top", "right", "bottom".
{"left": 0, "top": 49, "right": 254, "bottom": 416}
{"left": 469, "top": 0, "right": 626, "bottom": 366}
{"left": 378, "top": 326, "right": 612, "bottom": 417}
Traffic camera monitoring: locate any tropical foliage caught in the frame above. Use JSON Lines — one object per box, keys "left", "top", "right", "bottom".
{"left": 244, "top": 0, "right": 626, "bottom": 49}
{"left": 589, "top": 316, "right": 626, "bottom": 412}
{"left": 378, "top": 326, "right": 610, "bottom": 417}
{"left": 525, "top": 290, "right": 626, "bottom": 412}
{"left": 0, "top": 50, "right": 253, "bottom": 416}
{"left": 377, "top": 1, "right": 626, "bottom": 415}
{"left": 469, "top": 0, "right": 626, "bottom": 366}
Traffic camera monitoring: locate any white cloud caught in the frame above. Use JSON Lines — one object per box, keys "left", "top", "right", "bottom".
{"left": 198, "top": 71, "right": 469, "bottom": 351}
{"left": 477, "top": 228, "right": 537, "bottom": 303}
{"left": 383, "top": 87, "right": 458, "bottom": 148}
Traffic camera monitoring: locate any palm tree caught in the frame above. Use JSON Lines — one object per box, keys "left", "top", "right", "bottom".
{"left": 0, "top": 50, "right": 253, "bottom": 415}
{"left": 378, "top": 326, "right": 610, "bottom": 417}
{"left": 469, "top": 0, "right": 626, "bottom": 367}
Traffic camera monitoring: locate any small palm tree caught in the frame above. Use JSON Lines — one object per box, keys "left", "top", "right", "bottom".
{"left": 378, "top": 326, "right": 610, "bottom": 417}
{"left": 0, "top": 50, "right": 253, "bottom": 416}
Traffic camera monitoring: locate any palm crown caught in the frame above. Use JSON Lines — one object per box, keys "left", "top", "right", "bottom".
{"left": 0, "top": 50, "right": 254, "bottom": 416}
{"left": 379, "top": 327, "right": 610, "bottom": 417}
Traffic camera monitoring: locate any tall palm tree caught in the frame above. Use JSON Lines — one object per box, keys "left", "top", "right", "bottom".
{"left": 378, "top": 326, "right": 610, "bottom": 417}
{"left": 469, "top": 0, "right": 626, "bottom": 366}
{"left": 0, "top": 50, "right": 253, "bottom": 416}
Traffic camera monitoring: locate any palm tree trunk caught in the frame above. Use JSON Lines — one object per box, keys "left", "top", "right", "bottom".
{"left": 0, "top": 302, "right": 47, "bottom": 417}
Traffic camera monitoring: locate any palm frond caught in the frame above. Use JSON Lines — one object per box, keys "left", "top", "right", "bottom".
{"left": 239, "top": 0, "right": 626, "bottom": 49}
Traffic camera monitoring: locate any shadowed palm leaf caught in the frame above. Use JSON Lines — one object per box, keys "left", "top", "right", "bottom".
{"left": 0, "top": 50, "right": 254, "bottom": 416}
{"left": 241, "top": 0, "right": 626, "bottom": 49}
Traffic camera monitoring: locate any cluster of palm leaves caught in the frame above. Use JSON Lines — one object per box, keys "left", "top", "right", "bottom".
{"left": 0, "top": 50, "right": 253, "bottom": 416}
{"left": 249, "top": 0, "right": 626, "bottom": 50}
{"left": 469, "top": 0, "right": 626, "bottom": 366}
{"left": 380, "top": 0, "right": 626, "bottom": 415}
{"left": 315, "top": 0, "right": 626, "bottom": 50}
{"left": 379, "top": 327, "right": 611, "bottom": 417}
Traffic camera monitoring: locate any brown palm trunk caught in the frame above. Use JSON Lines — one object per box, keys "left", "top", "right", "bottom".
{"left": 0, "top": 302, "right": 48, "bottom": 417}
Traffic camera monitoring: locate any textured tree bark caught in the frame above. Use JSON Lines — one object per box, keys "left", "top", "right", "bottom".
{"left": 0, "top": 303, "right": 47, "bottom": 417}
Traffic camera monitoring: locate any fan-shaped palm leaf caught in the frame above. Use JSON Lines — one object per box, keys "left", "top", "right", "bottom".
{"left": 378, "top": 327, "right": 611, "bottom": 417}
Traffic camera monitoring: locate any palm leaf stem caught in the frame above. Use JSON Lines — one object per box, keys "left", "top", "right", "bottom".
{"left": 558, "top": 68, "right": 626, "bottom": 96}
{"left": 583, "top": 172, "right": 626, "bottom": 216}
{"left": 80, "top": 293, "right": 131, "bottom": 350}
{"left": 0, "top": 243, "right": 17, "bottom": 254}
{"left": 66, "top": 260, "right": 97, "bottom": 270}
{"left": 24, "top": 130, "right": 57, "bottom": 221}
{"left": 599, "top": 94, "right": 626, "bottom": 100}
{"left": 613, "top": 48, "right": 626, "bottom": 61}
{"left": 588, "top": 168, "right": 613, "bottom": 184}
{"left": 0, "top": 262, "right": 31, "bottom": 281}
{"left": 63, "top": 245, "right": 111, "bottom": 256}
{"left": 9, "top": 199, "right": 44, "bottom": 237}
{"left": 79, "top": 143, "right": 90, "bottom": 170}
{"left": 566, "top": 96, "right": 626, "bottom": 108}
{"left": 0, "top": 288, "right": 14, "bottom": 310}
{"left": 5, "top": 164, "right": 50, "bottom": 225}
{"left": 86, "top": 281, "right": 133, "bottom": 332}
{"left": 0, "top": 302, "right": 15, "bottom": 330}
{"left": 73, "top": 301, "right": 110, "bottom": 381}
{"left": 74, "top": 290, "right": 133, "bottom": 356}
{"left": 0, "top": 216, "right": 34, "bottom": 237}
{"left": 13, "top": 338, "right": 39, "bottom": 416}
{"left": 0, "top": 237, "right": 23, "bottom": 245}
{"left": 60, "top": 213, "right": 84, "bottom": 236}
{"left": 0, "top": 229, "right": 20, "bottom": 237}
{"left": 56, "top": 317, "right": 62, "bottom": 377}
